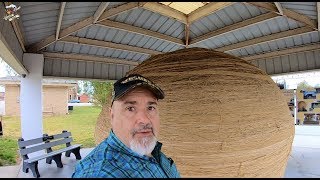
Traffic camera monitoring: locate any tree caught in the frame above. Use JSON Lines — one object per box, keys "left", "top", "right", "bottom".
{"left": 0, "top": 57, "right": 18, "bottom": 77}
{"left": 297, "top": 80, "right": 314, "bottom": 91}
{"left": 84, "top": 81, "right": 113, "bottom": 107}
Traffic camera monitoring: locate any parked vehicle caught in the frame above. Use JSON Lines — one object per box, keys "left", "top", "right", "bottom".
{"left": 68, "top": 99, "right": 80, "bottom": 103}
{"left": 302, "top": 91, "right": 317, "bottom": 99}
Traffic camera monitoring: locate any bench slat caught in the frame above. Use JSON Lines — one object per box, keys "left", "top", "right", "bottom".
{"left": 18, "top": 136, "right": 44, "bottom": 148}
{"left": 26, "top": 144, "right": 82, "bottom": 163}
{"left": 20, "top": 138, "right": 73, "bottom": 155}
{"left": 18, "top": 132, "right": 71, "bottom": 148}
{"left": 52, "top": 132, "right": 71, "bottom": 140}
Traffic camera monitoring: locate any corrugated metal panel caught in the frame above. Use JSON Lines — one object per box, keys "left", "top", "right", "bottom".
{"left": 107, "top": 2, "right": 128, "bottom": 9}
{"left": 190, "top": 2, "right": 267, "bottom": 39}
{"left": 254, "top": 49, "right": 320, "bottom": 75}
{"left": 44, "top": 58, "right": 134, "bottom": 80}
{"left": 0, "top": 3, "right": 23, "bottom": 63}
{"left": 229, "top": 31, "right": 320, "bottom": 56}
{"left": 45, "top": 41, "right": 149, "bottom": 62}
{"left": 61, "top": 2, "right": 100, "bottom": 29}
{"left": 280, "top": 2, "right": 317, "bottom": 20}
{"left": 109, "top": 8, "right": 185, "bottom": 39}
{"left": 72, "top": 25, "right": 184, "bottom": 55}
{"left": 194, "top": 13, "right": 303, "bottom": 51}
{"left": 18, "top": 2, "right": 60, "bottom": 45}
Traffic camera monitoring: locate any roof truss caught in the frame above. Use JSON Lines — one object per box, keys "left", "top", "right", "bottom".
{"left": 43, "top": 52, "right": 139, "bottom": 66}
{"left": 187, "top": 2, "right": 234, "bottom": 24}
{"left": 216, "top": 26, "right": 314, "bottom": 52}
{"left": 242, "top": 43, "right": 320, "bottom": 61}
{"left": 55, "top": 2, "right": 66, "bottom": 40}
{"left": 97, "top": 20, "right": 185, "bottom": 46}
{"left": 190, "top": 12, "right": 278, "bottom": 45}
{"left": 246, "top": 2, "right": 318, "bottom": 30}
{"left": 59, "top": 36, "right": 161, "bottom": 55}
{"left": 27, "top": 2, "right": 141, "bottom": 53}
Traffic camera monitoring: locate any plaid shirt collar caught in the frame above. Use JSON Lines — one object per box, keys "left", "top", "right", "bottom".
{"left": 108, "top": 129, "right": 163, "bottom": 163}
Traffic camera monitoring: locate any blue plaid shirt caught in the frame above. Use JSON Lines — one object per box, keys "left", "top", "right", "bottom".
{"left": 72, "top": 130, "right": 180, "bottom": 178}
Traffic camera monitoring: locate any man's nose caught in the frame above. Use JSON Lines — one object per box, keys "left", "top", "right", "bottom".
{"left": 136, "top": 110, "right": 151, "bottom": 124}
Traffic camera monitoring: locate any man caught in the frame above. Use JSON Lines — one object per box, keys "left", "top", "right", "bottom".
{"left": 72, "top": 74, "right": 180, "bottom": 178}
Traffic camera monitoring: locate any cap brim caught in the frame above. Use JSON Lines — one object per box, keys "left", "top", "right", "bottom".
{"left": 113, "top": 82, "right": 164, "bottom": 101}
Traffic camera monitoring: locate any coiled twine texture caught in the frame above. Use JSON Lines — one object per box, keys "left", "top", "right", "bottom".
{"left": 95, "top": 48, "right": 294, "bottom": 177}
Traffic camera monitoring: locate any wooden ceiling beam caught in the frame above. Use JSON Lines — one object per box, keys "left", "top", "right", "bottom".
{"left": 27, "top": 3, "right": 138, "bottom": 53}
{"left": 185, "top": 24, "right": 190, "bottom": 47}
{"left": 188, "top": 2, "right": 234, "bottom": 24}
{"left": 274, "top": 2, "right": 284, "bottom": 15}
{"left": 216, "top": 26, "right": 314, "bottom": 52}
{"left": 141, "top": 2, "right": 188, "bottom": 24}
{"left": 97, "top": 2, "right": 144, "bottom": 22}
{"left": 56, "top": 2, "right": 66, "bottom": 40}
{"left": 93, "top": 2, "right": 110, "bottom": 23}
{"left": 190, "top": 12, "right": 278, "bottom": 45}
{"left": 242, "top": 43, "right": 320, "bottom": 61}
{"left": 97, "top": 20, "right": 185, "bottom": 46}
{"left": 246, "top": 2, "right": 318, "bottom": 30}
{"left": 59, "top": 36, "right": 161, "bottom": 55}
{"left": 43, "top": 52, "right": 139, "bottom": 66}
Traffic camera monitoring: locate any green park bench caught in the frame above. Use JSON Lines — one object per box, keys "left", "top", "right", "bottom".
{"left": 17, "top": 130, "right": 82, "bottom": 178}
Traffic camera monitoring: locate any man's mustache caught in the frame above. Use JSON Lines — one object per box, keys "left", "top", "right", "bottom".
{"left": 131, "top": 123, "right": 154, "bottom": 136}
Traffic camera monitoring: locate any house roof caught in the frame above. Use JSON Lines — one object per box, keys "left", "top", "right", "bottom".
{"left": 0, "top": 76, "right": 77, "bottom": 87}
{"left": 2, "top": 2, "right": 320, "bottom": 80}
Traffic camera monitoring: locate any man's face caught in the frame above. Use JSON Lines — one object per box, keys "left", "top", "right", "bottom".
{"left": 110, "top": 87, "right": 160, "bottom": 156}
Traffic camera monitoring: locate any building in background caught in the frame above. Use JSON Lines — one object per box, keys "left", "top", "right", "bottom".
{"left": 79, "top": 93, "right": 91, "bottom": 103}
{"left": 0, "top": 76, "right": 77, "bottom": 116}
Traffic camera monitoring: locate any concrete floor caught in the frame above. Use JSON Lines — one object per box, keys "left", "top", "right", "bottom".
{"left": 1, "top": 125, "right": 320, "bottom": 178}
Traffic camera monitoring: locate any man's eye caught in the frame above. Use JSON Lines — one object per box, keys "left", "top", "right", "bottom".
{"left": 126, "top": 106, "right": 135, "bottom": 111}
{"left": 148, "top": 106, "right": 156, "bottom": 111}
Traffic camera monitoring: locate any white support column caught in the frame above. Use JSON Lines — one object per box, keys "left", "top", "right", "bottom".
{"left": 294, "top": 89, "right": 297, "bottom": 125}
{"left": 20, "top": 53, "right": 44, "bottom": 141}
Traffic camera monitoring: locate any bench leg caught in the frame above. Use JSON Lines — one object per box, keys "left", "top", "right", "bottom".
{"left": 52, "top": 153, "right": 63, "bottom": 168}
{"left": 29, "top": 162, "right": 40, "bottom": 178}
{"left": 46, "top": 156, "right": 53, "bottom": 164}
{"left": 66, "top": 147, "right": 81, "bottom": 160}
{"left": 65, "top": 150, "right": 71, "bottom": 157}
{"left": 22, "top": 161, "right": 29, "bottom": 173}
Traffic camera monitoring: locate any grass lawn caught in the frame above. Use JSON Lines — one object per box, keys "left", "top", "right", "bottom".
{"left": 0, "top": 106, "right": 102, "bottom": 166}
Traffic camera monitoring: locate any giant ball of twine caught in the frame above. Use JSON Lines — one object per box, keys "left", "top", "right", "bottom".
{"left": 94, "top": 47, "right": 294, "bottom": 177}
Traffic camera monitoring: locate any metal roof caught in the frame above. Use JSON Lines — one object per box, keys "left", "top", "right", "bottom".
{"left": 1, "top": 2, "right": 320, "bottom": 80}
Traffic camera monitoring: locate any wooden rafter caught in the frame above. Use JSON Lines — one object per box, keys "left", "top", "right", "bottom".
{"left": 185, "top": 24, "right": 190, "bottom": 47}
{"left": 4, "top": 2, "right": 26, "bottom": 52}
{"left": 246, "top": 2, "right": 318, "bottom": 30}
{"left": 274, "top": 2, "right": 283, "bottom": 15}
{"left": 27, "top": 3, "right": 139, "bottom": 53}
{"left": 56, "top": 2, "right": 66, "bottom": 40}
{"left": 97, "top": 2, "right": 145, "bottom": 22}
{"left": 43, "top": 52, "right": 139, "bottom": 66}
{"left": 141, "top": 2, "right": 188, "bottom": 24}
{"left": 317, "top": 2, "right": 320, "bottom": 30}
{"left": 190, "top": 12, "right": 278, "bottom": 45}
{"left": 97, "top": 20, "right": 185, "bottom": 46}
{"left": 59, "top": 36, "right": 162, "bottom": 55}
{"left": 93, "top": 2, "right": 110, "bottom": 23}
{"left": 242, "top": 43, "right": 320, "bottom": 61}
{"left": 188, "top": 2, "right": 234, "bottom": 24}
{"left": 10, "top": 19, "right": 26, "bottom": 52}
{"left": 216, "top": 26, "right": 314, "bottom": 52}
